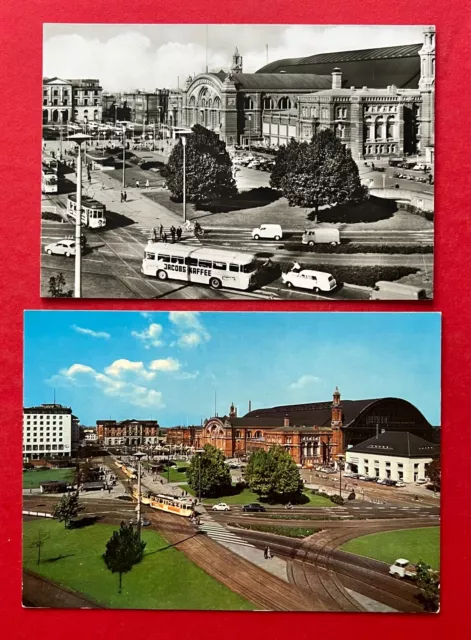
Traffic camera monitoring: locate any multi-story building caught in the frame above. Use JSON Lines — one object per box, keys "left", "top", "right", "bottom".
{"left": 121, "top": 89, "right": 169, "bottom": 125}
{"left": 166, "top": 387, "right": 438, "bottom": 467}
{"left": 81, "top": 427, "right": 98, "bottom": 444}
{"left": 43, "top": 77, "right": 102, "bottom": 125}
{"left": 175, "top": 27, "right": 434, "bottom": 161}
{"left": 23, "top": 403, "right": 76, "bottom": 460}
{"left": 96, "top": 419, "right": 160, "bottom": 447}
{"left": 345, "top": 431, "right": 439, "bottom": 483}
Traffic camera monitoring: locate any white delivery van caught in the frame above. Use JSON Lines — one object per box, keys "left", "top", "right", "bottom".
{"left": 282, "top": 268, "right": 337, "bottom": 293}
{"left": 251, "top": 224, "right": 283, "bottom": 240}
{"left": 302, "top": 228, "right": 340, "bottom": 246}
{"left": 370, "top": 281, "right": 428, "bottom": 300}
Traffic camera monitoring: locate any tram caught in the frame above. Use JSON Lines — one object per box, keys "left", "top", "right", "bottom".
{"left": 132, "top": 487, "right": 194, "bottom": 517}
{"left": 67, "top": 194, "right": 106, "bottom": 229}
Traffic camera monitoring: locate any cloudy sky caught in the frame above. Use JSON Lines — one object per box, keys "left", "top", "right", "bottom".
{"left": 43, "top": 24, "right": 425, "bottom": 92}
{"left": 24, "top": 311, "right": 441, "bottom": 427}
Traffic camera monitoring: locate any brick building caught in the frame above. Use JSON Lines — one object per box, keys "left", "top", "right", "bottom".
{"left": 165, "top": 387, "right": 437, "bottom": 467}
{"left": 96, "top": 419, "right": 160, "bottom": 447}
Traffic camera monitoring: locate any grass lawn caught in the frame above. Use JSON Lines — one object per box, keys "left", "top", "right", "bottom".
{"left": 340, "top": 527, "right": 440, "bottom": 570}
{"left": 231, "top": 523, "right": 321, "bottom": 539}
{"left": 23, "top": 519, "right": 254, "bottom": 610}
{"left": 180, "top": 485, "right": 335, "bottom": 507}
{"left": 160, "top": 464, "right": 188, "bottom": 483}
{"left": 23, "top": 469, "right": 75, "bottom": 489}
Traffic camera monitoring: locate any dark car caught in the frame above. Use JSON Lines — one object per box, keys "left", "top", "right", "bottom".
{"left": 242, "top": 503, "right": 266, "bottom": 513}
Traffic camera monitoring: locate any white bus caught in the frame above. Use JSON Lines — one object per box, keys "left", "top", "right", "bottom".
{"left": 67, "top": 194, "right": 106, "bottom": 229}
{"left": 141, "top": 242, "right": 259, "bottom": 290}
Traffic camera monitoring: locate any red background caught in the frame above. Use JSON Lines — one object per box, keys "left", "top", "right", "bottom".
{"left": 0, "top": 0, "right": 470, "bottom": 637}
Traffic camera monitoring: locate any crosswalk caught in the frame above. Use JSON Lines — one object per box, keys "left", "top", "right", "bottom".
{"left": 198, "top": 513, "right": 255, "bottom": 549}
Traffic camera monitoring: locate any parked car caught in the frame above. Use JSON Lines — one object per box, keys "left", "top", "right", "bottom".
{"left": 242, "top": 503, "right": 266, "bottom": 513}
{"left": 251, "top": 224, "right": 283, "bottom": 240}
{"left": 358, "top": 475, "right": 367, "bottom": 481}
{"left": 395, "top": 482, "right": 406, "bottom": 487}
{"left": 212, "top": 502, "right": 231, "bottom": 512}
{"left": 416, "top": 478, "right": 428, "bottom": 484}
{"left": 282, "top": 268, "right": 337, "bottom": 294}
{"left": 44, "top": 239, "right": 82, "bottom": 257}
{"left": 129, "top": 517, "right": 151, "bottom": 527}
{"left": 370, "top": 281, "right": 428, "bottom": 300}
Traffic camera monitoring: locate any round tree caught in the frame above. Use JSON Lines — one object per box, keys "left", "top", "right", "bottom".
{"left": 187, "top": 444, "right": 232, "bottom": 498}
{"left": 164, "top": 124, "right": 237, "bottom": 205}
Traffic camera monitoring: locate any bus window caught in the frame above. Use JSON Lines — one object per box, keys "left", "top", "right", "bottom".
{"left": 241, "top": 261, "right": 256, "bottom": 273}
{"left": 199, "top": 260, "right": 212, "bottom": 269}
{"left": 145, "top": 252, "right": 156, "bottom": 260}
{"left": 171, "top": 256, "right": 184, "bottom": 265}
{"left": 229, "top": 263, "right": 239, "bottom": 272}
{"left": 186, "top": 257, "right": 198, "bottom": 267}
{"left": 213, "top": 261, "right": 226, "bottom": 271}
{"left": 158, "top": 254, "right": 170, "bottom": 262}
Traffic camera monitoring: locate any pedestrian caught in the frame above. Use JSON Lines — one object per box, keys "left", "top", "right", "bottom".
{"left": 135, "top": 179, "right": 140, "bottom": 189}
{"left": 145, "top": 179, "right": 150, "bottom": 189}
{"left": 151, "top": 227, "right": 157, "bottom": 242}
{"left": 159, "top": 224, "right": 163, "bottom": 239}
{"left": 88, "top": 174, "right": 91, "bottom": 185}
{"left": 162, "top": 232, "right": 168, "bottom": 243}
{"left": 177, "top": 226, "right": 182, "bottom": 241}
{"left": 170, "top": 226, "right": 176, "bottom": 243}
{"left": 124, "top": 191, "right": 128, "bottom": 202}
{"left": 267, "top": 546, "right": 272, "bottom": 559}
{"left": 264, "top": 546, "right": 268, "bottom": 559}
{"left": 120, "top": 191, "right": 124, "bottom": 203}
{"left": 101, "top": 181, "right": 105, "bottom": 190}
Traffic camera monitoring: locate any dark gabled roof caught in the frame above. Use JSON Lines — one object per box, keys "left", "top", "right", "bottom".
{"left": 208, "top": 71, "right": 332, "bottom": 91}
{"left": 243, "top": 399, "right": 379, "bottom": 427}
{"left": 347, "top": 431, "right": 439, "bottom": 458}
{"left": 256, "top": 43, "right": 422, "bottom": 89}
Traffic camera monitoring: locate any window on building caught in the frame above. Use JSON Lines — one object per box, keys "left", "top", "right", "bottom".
{"left": 43, "top": 99, "right": 47, "bottom": 106}
{"left": 53, "top": 90, "right": 58, "bottom": 96}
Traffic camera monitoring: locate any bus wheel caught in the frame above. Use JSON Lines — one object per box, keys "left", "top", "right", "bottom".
{"left": 157, "top": 270, "right": 168, "bottom": 281}
{"left": 308, "top": 241, "right": 315, "bottom": 246}
{"left": 209, "top": 278, "right": 222, "bottom": 290}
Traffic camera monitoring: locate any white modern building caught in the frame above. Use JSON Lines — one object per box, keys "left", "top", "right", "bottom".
{"left": 23, "top": 403, "right": 76, "bottom": 460}
{"left": 345, "top": 431, "right": 438, "bottom": 483}
{"left": 82, "top": 428, "right": 98, "bottom": 443}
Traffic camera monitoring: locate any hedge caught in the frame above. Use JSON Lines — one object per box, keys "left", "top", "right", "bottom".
{"left": 397, "top": 202, "right": 434, "bottom": 222}
{"left": 42, "top": 211, "right": 64, "bottom": 222}
{"left": 230, "top": 523, "right": 320, "bottom": 538}
{"left": 294, "top": 243, "right": 433, "bottom": 255}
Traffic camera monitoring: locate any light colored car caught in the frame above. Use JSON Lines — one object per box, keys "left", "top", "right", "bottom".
{"left": 212, "top": 502, "right": 230, "bottom": 512}
{"left": 251, "top": 224, "right": 283, "bottom": 240}
{"left": 44, "top": 239, "right": 80, "bottom": 257}
{"left": 282, "top": 268, "right": 337, "bottom": 293}
{"left": 358, "top": 475, "right": 367, "bottom": 481}
{"left": 416, "top": 478, "right": 428, "bottom": 484}
{"left": 395, "top": 482, "right": 406, "bottom": 487}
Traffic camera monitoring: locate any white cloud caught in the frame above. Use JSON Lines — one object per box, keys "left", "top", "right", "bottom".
{"left": 131, "top": 323, "right": 164, "bottom": 349}
{"left": 149, "top": 358, "right": 180, "bottom": 372}
{"left": 72, "top": 325, "right": 110, "bottom": 339}
{"left": 290, "top": 375, "right": 322, "bottom": 391}
{"left": 169, "top": 312, "right": 210, "bottom": 349}
{"left": 104, "top": 359, "right": 155, "bottom": 380}
{"left": 175, "top": 370, "right": 199, "bottom": 380}
{"left": 53, "top": 361, "right": 164, "bottom": 409}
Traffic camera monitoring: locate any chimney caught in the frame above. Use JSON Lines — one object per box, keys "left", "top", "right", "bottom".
{"left": 284, "top": 415, "right": 290, "bottom": 427}
{"left": 248, "top": 400, "right": 252, "bottom": 413}
{"left": 332, "top": 67, "right": 342, "bottom": 90}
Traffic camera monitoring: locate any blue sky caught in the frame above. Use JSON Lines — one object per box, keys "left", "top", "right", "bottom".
{"left": 24, "top": 312, "right": 441, "bottom": 427}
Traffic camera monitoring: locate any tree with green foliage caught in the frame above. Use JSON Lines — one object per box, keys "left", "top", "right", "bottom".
{"left": 415, "top": 561, "right": 440, "bottom": 612}
{"left": 245, "top": 445, "right": 304, "bottom": 503}
{"left": 103, "top": 521, "right": 146, "bottom": 594}
{"left": 426, "top": 455, "right": 440, "bottom": 492}
{"left": 270, "top": 129, "right": 367, "bottom": 214}
{"left": 186, "top": 444, "right": 232, "bottom": 498}
{"left": 48, "top": 273, "right": 73, "bottom": 298}
{"left": 29, "top": 529, "right": 50, "bottom": 565}
{"left": 164, "top": 124, "right": 237, "bottom": 205}
{"left": 53, "top": 491, "right": 82, "bottom": 529}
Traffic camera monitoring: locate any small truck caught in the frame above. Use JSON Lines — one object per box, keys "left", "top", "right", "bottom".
{"left": 302, "top": 228, "right": 340, "bottom": 246}
{"left": 389, "top": 558, "right": 418, "bottom": 579}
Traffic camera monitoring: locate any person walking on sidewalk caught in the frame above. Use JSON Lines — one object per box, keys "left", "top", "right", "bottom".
{"left": 176, "top": 226, "right": 182, "bottom": 241}
{"left": 123, "top": 191, "right": 128, "bottom": 202}
{"left": 159, "top": 224, "right": 163, "bottom": 239}
{"left": 135, "top": 179, "right": 140, "bottom": 189}
{"left": 170, "top": 226, "right": 176, "bottom": 243}
{"left": 162, "top": 232, "right": 168, "bottom": 243}
{"left": 120, "top": 191, "right": 124, "bottom": 203}
{"left": 145, "top": 179, "right": 150, "bottom": 189}
{"left": 264, "top": 546, "right": 268, "bottom": 560}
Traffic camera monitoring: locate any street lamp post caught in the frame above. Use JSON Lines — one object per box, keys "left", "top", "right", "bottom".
{"left": 68, "top": 133, "right": 91, "bottom": 298}
{"left": 181, "top": 136, "right": 187, "bottom": 223}
{"left": 195, "top": 448, "right": 205, "bottom": 503}
{"left": 134, "top": 451, "right": 146, "bottom": 542}
{"left": 122, "top": 124, "right": 127, "bottom": 189}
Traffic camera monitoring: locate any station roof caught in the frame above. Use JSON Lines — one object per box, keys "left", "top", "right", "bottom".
{"left": 208, "top": 71, "right": 332, "bottom": 91}
{"left": 256, "top": 43, "right": 422, "bottom": 89}
{"left": 346, "top": 431, "right": 439, "bottom": 458}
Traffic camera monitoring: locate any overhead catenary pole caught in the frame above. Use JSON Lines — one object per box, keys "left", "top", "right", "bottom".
{"left": 74, "top": 142, "right": 83, "bottom": 297}
{"left": 182, "top": 135, "right": 187, "bottom": 222}
{"left": 122, "top": 124, "right": 126, "bottom": 188}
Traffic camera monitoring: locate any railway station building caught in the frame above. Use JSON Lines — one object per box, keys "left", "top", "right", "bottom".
{"left": 166, "top": 387, "right": 437, "bottom": 468}
{"left": 175, "top": 26, "right": 434, "bottom": 161}
{"left": 96, "top": 419, "right": 160, "bottom": 447}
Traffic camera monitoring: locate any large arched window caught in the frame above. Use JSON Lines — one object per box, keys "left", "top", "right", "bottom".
{"left": 189, "top": 96, "right": 196, "bottom": 107}
{"left": 386, "top": 116, "right": 395, "bottom": 139}
{"left": 254, "top": 431, "right": 262, "bottom": 439}
{"left": 335, "top": 123, "right": 345, "bottom": 139}
{"left": 375, "top": 118, "right": 383, "bottom": 140}
{"left": 244, "top": 96, "right": 254, "bottom": 110}
{"left": 278, "top": 96, "right": 291, "bottom": 110}
{"left": 235, "top": 430, "right": 241, "bottom": 439}
{"left": 262, "top": 96, "right": 274, "bottom": 110}
{"left": 246, "top": 431, "right": 252, "bottom": 439}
